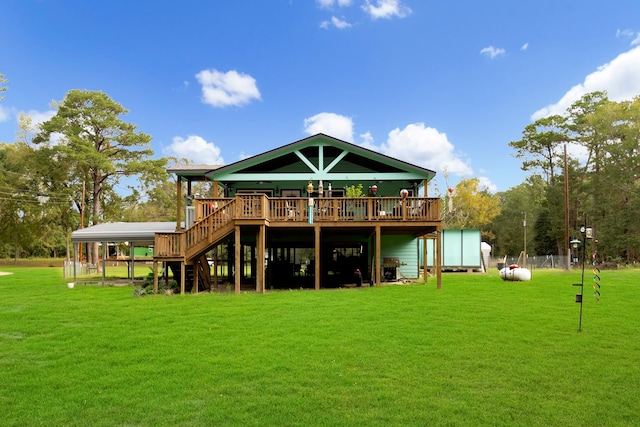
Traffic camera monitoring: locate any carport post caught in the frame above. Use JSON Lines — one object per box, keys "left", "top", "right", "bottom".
{"left": 130, "top": 241, "right": 135, "bottom": 286}
{"left": 73, "top": 242, "right": 78, "bottom": 285}
{"left": 102, "top": 241, "right": 106, "bottom": 286}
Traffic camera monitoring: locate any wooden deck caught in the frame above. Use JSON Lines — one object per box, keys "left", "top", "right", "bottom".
{"left": 154, "top": 195, "right": 441, "bottom": 261}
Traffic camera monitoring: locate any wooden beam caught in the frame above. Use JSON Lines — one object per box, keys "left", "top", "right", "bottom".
{"left": 257, "top": 225, "right": 265, "bottom": 293}
{"left": 213, "top": 247, "right": 218, "bottom": 290}
{"left": 153, "top": 260, "right": 159, "bottom": 294}
{"left": 436, "top": 229, "right": 442, "bottom": 289}
{"left": 180, "top": 261, "right": 185, "bottom": 295}
{"left": 375, "top": 225, "right": 381, "bottom": 287}
{"left": 422, "top": 236, "right": 428, "bottom": 284}
{"left": 314, "top": 225, "right": 321, "bottom": 290}
{"left": 193, "top": 259, "right": 199, "bottom": 294}
{"left": 235, "top": 226, "right": 241, "bottom": 294}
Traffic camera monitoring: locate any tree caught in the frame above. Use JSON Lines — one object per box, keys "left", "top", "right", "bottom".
{"left": 585, "top": 96, "right": 640, "bottom": 260}
{"left": 509, "top": 115, "right": 568, "bottom": 185}
{"left": 443, "top": 178, "right": 501, "bottom": 240}
{"left": 487, "top": 176, "right": 546, "bottom": 257}
{"left": 34, "top": 90, "right": 166, "bottom": 265}
{"left": 0, "top": 73, "right": 6, "bottom": 100}
{"left": 0, "top": 141, "right": 61, "bottom": 259}
{"left": 506, "top": 91, "right": 640, "bottom": 263}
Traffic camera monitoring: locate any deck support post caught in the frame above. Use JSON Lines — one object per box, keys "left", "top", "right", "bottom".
{"left": 153, "top": 260, "right": 159, "bottom": 294}
{"left": 422, "top": 236, "right": 428, "bottom": 284}
{"left": 180, "top": 258, "right": 187, "bottom": 295}
{"left": 314, "top": 226, "right": 321, "bottom": 290}
{"left": 436, "top": 229, "right": 442, "bottom": 289}
{"left": 179, "top": 261, "right": 185, "bottom": 294}
{"left": 257, "top": 225, "right": 265, "bottom": 293}
{"left": 375, "top": 225, "right": 381, "bottom": 287}
{"left": 193, "top": 260, "right": 199, "bottom": 294}
{"left": 235, "top": 226, "right": 241, "bottom": 294}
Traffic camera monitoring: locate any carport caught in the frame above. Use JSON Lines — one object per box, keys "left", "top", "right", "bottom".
{"left": 70, "top": 222, "right": 178, "bottom": 285}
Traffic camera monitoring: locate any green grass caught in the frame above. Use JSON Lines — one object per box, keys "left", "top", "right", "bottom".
{"left": 1, "top": 267, "right": 638, "bottom": 426}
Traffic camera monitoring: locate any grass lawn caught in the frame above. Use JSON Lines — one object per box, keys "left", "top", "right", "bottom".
{"left": 0, "top": 267, "right": 638, "bottom": 426}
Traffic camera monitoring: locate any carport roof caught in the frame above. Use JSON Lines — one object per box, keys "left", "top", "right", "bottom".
{"left": 71, "top": 222, "right": 178, "bottom": 244}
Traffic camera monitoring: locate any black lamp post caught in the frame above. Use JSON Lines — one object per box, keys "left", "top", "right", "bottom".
{"left": 571, "top": 225, "right": 588, "bottom": 332}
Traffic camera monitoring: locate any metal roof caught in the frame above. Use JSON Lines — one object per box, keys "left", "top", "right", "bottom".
{"left": 71, "top": 222, "right": 178, "bottom": 244}
{"left": 167, "top": 164, "right": 223, "bottom": 180}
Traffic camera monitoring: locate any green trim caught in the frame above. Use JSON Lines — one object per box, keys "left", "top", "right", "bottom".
{"left": 198, "top": 134, "right": 435, "bottom": 183}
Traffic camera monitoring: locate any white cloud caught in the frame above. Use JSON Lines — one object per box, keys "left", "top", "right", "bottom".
{"left": 317, "top": 0, "right": 352, "bottom": 8}
{"left": 480, "top": 46, "right": 506, "bottom": 58}
{"left": 12, "top": 109, "right": 59, "bottom": 145}
{"left": 617, "top": 28, "right": 634, "bottom": 38}
{"left": 358, "top": 131, "right": 376, "bottom": 150}
{"left": 0, "top": 105, "right": 9, "bottom": 122}
{"left": 532, "top": 45, "right": 640, "bottom": 120}
{"left": 381, "top": 123, "right": 473, "bottom": 177}
{"left": 521, "top": 42, "right": 529, "bottom": 51}
{"left": 303, "top": 112, "right": 355, "bottom": 142}
{"left": 165, "top": 135, "right": 225, "bottom": 165}
{"left": 21, "top": 109, "right": 55, "bottom": 126}
{"left": 477, "top": 176, "right": 498, "bottom": 193}
{"left": 362, "top": 0, "right": 411, "bottom": 20}
{"left": 195, "top": 69, "right": 261, "bottom": 108}
{"left": 616, "top": 28, "right": 640, "bottom": 46}
{"left": 320, "top": 16, "right": 353, "bottom": 29}
{"left": 302, "top": 114, "right": 476, "bottom": 191}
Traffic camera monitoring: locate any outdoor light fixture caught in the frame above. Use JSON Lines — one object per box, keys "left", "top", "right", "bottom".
{"left": 307, "top": 180, "right": 314, "bottom": 194}
{"left": 571, "top": 224, "right": 588, "bottom": 332}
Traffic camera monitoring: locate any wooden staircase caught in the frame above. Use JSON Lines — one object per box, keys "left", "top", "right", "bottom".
{"left": 154, "top": 198, "right": 239, "bottom": 261}
{"left": 167, "top": 253, "right": 213, "bottom": 292}
{"left": 154, "top": 196, "right": 264, "bottom": 292}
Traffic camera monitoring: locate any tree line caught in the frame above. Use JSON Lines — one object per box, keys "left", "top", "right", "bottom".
{"left": 446, "top": 91, "right": 640, "bottom": 264}
{"left": 1, "top": 79, "right": 638, "bottom": 264}
{"left": 0, "top": 86, "right": 176, "bottom": 263}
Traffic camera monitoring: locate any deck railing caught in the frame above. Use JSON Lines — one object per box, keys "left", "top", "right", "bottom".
{"left": 154, "top": 231, "right": 185, "bottom": 258}
{"left": 155, "top": 195, "right": 440, "bottom": 260}
{"left": 195, "top": 196, "right": 440, "bottom": 223}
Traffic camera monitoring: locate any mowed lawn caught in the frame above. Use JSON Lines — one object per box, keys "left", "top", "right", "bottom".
{"left": 1, "top": 267, "right": 638, "bottom": 426}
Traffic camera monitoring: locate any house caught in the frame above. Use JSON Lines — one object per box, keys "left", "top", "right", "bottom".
{"left": 70, "top": 134, "right": 442, "bottom": 291}
{"left": 152, "top": 133, "right": 442, "bottom": 293}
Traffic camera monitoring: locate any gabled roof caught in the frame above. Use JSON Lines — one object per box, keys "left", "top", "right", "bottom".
{"left": 204, "top": 133, "right": 436, "bottom": 184}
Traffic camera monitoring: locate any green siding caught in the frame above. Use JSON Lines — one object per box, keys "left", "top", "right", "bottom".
{"left": 381, "top": 235, "right": 419, "bottom": 279}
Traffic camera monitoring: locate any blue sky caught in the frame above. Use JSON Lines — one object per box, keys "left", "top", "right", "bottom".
{"left": 1, "top": 0, "right": 640, "bottom": 194}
